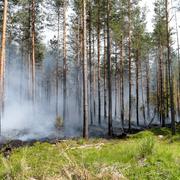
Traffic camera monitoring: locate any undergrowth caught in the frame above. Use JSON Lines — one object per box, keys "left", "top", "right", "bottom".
{"left": 0, "top": 128, "right": 180, "bottom": 179}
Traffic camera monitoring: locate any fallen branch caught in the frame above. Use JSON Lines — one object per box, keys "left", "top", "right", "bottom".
{"left": 70, "top": 143, "right": 104, "bottom": 150}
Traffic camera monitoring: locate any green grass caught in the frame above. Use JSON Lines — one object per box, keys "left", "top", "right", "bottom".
{"left": 0, "top": 128, "right": 180, "bottom": 179}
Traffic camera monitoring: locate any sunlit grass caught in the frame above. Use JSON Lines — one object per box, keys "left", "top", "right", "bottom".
{"left": 0, "top": 128, "right": 180, "bottom": 179}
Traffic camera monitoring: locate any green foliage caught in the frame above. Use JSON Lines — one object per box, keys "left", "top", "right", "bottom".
{"left": 131, "top": 131, "right": 154, "bottom": 139}
{"left": 150, "top": 127, "right": 171, "bottom": 137}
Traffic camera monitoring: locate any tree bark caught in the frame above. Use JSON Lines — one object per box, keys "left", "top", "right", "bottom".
{"left": 63, "top": 1, "right": 67, "bottom": 122}
{"left": 88, "top": 0, "right": 93, "bottom": 125}
{"left": 120, "top": 37, "right": 124, "bottom": 128}
{"left": 128, "top": 0, "right": 132, "bottom": 131}
{"left": 97, "top": 1, "right": 101, "bottom": 125}
{"left": 104, "top": 27, "right": 107, "bottom": 120}
{"left": 83, "top": 0, "right": 89, "bottom": 139}
{"left": 107, "top": 0, "right": 112, "bottom": 136}
{"left": 136, "top": 49, "right": 139, "bottom": 126}
{"left": 31, "top": 0, "right": 36, "bottom": 104}
{"left": 0, "top": 0, "right": 8, "bottom": 134}
{"left": 146, "top": 56, "right": 150, "bottom": 122}
{"left": 165, "top": 0, "right": 175, "bottom": 134}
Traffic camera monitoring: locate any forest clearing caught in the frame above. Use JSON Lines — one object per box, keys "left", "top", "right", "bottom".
{"left": 0, "top": 127, "right": 180, "bottom": 179}
{"left": 0, "top": 0, "right": 180, "bottom": 179}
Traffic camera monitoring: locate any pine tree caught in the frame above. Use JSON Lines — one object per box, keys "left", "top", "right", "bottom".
{"left": 0, "top": 0, "right": 8, "bottom": 134}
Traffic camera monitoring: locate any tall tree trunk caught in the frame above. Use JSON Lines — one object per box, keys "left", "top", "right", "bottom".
{"left": 114, "top": 46, "right": 118, "bottom": 119}
{"left": 146, "top": 56, "right": 150, "bottom": 122}
{"left": 104, "top": 27, "right": 107, "bottom": 120}
{"left": 93, "top": 32, "right": 96, "bottom": 122}
{"left": 156, "top": 51, "right": 160, "bottom": 123}
{"left": 83, "top": 0, "right": 88, "bottom": 138}
{"left": 56, "top": 10, "right": 60, "bottom": 118}
{"left": 63, "top": 1, "right": 67, "bottom": 122}
{"left": 175, "top": 10, "right": 180, "bottom": 121}
{"left": 0, "top": 0, "right": 8, "bottom": 134}
{"left": 107, "top": 0, "right": 112, "bottom": 136}
{"left": 128, "top": 0, "right": 132, "bottom": 131}
{"left": 165, "top": 58, "right": 169, "bottom": 118}
{"left": 88, "top": 0, "right": 93, "bottom": 125}
{"left": 159, "top": 43, "right": 165, "bottom": 126}
{"left": 136, "top": 49, "right": 139, "bottom": 126}
{"left": 166, "top": 0, "right": 175, "bottom": 134}
{"left": 31, "top": 0, "right": 36, "bottom": 104}
{"left": 120, "top": 37, "right": 124, "bottom": 128}
{"left": 97, "top": 1, "right": 101, "bottom": 125}
{"left": 140, "top": 61, "right": 146, "bottom": 126}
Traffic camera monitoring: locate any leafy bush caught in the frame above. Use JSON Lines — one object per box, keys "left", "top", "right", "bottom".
{"left": 131, "top": 131, "right": 154, "bottom": 139}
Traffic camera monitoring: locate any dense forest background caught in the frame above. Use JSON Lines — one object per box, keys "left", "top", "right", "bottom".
{"left": 0, "top": 0, "right": 179, "bottom": 140}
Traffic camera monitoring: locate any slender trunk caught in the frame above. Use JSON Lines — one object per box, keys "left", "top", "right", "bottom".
{"left": 156, "top": 51, "right": 160, "bottom": 122}
{"left": 175, "top": 10, "right": 180, "bottom": 121}
{"left": 20, "top": 41, "right": 24, "bottom": 104}
{"left": 97, "top": 1, "right": 101, "bottom": 124}
{"left": 159, "top": 43, "right": 165, "bottom": 126}
{"left": 166, "top": 0, "right": 175, "bottom": 134}
{"left": 63, "top": 2, "right": 67, "bottom": 122}
{"left": 0, "top": 0, "right": 8, "bottom": 134}
{"left": 165, "top": 58, "right": 169, "bottom": 118}
{"left": 88, "top": 1, "right": 93, "bottom": 125}
{"left": 104, "top": 27, "right": 107, "bottom": 120}
{"left": 136, "top": 49, "right": 139, "bottom": 126}
{"left": 114, "top": 46, "right": 118, "bottom": 119}
{"left": 120, "top": 37, "right": 124, "bottom": 128}
{"left": 140, "top": 61, "right": 146, "bottom": 125}
{"left": 107, "top": 0, "right": 112, "bottom": 136}
{"left": 128, "top": 0, "right": 132, "bottom": 131}
{"left": 56, "top": 10, "right": 60, "bottom": 117}
{"left": 83, "top": 0, "right": 88, "bottom": 138}
{"left": 31, "top": 0, "right": 36, "bottom": 104}
{"left": 93, "top": 33, "right": 96, "bottom": 122}
{"left": 146, "top": 56, "right": 150, "bottom": 122}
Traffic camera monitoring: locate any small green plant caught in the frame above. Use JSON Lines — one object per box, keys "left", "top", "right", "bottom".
{"left": 138, "top": 136, "right": 155, "bottom": 158}
{"left": 131, "top": 131, "right": 154, "bottom": 139}
{"left": 77, "top": 138, "right": 85, "bottom": 145}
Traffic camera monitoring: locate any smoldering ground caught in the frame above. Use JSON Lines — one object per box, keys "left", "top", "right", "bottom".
{"left": 0, "top": 42, "right": 173, "bottom": 142}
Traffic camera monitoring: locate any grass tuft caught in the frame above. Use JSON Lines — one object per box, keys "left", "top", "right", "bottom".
{"left": 138, "top": 136, "right": 155, "bottom": 158}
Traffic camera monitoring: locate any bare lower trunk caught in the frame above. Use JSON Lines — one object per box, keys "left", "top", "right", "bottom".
{"left": 56, "top": 10, "right": 60, "bottom": 117}
{"left": 97, "top": 2, "right": 101, "bottom": 124}
{"left": 166, "top": 0, "right": 175, "bottom": 134}
{"left": 63, "top": 2, "right": 67, "bottom": 122}
{"left": 120, "top": 38, "right": 124, "bottom": 128}
{"left": 104, "top": 28, "right": 107, "bottom": 120}
{"left": 146, "top": 56, "right": 150, "bottom": 122}
{"left": 136, "top": 49, "right": 139, "bottom": 126}
{"left": 174, "top": 9, "right": 180, "bottom": 121}
{"left": 31, "top": 0, "right": 36, "bottom": 104}
{"left": 140, "top": 61, "right": 146, "bottom": 126}
{"left": 83, "top": 0, "right": 89, "bottom": 138}
{"left": 107, "top": 0, "right": 112, "bottom": 136}
{"left": 92, "top": 33, "right": 96, "bottom": 122}
{"left": 128, "top": 0, "right": 132, "bottom": 131}
{"left": 0, "top": 0, "right": 8, "bottom": 134}
{"left": 88, "top": 1, "right": 93, "bottom": 125}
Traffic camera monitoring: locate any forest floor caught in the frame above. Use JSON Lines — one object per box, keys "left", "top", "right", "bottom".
{"left": 0, "top": 126, "right": 180, "bottom": 180}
